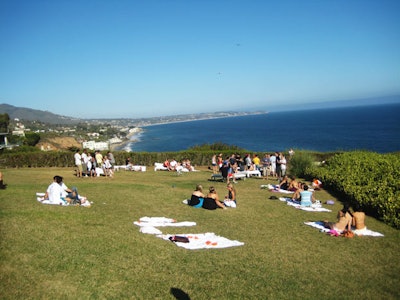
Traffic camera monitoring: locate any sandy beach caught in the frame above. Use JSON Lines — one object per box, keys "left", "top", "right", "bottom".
{"left": 110, "top": 127, "right": 143, "bottom": 152}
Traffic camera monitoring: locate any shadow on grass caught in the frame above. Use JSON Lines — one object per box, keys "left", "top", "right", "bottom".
{"left": 170, "top": 287, "right": 191, "bottom": 300}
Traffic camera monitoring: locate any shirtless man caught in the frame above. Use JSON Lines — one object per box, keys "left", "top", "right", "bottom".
{"left": 352, "top": 205, "right": 366, "bottom": 230}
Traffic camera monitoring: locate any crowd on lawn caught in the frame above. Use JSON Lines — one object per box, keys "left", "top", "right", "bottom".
{"left": 74, "top": 149, "right": 116, "bottom": 177}
{"left": 0, "top": 146, "right": 370, "bottom": 236}
{"left": 162, "top": 158, "right": 196, "bottom": 172}
{"left": 211, "top": 151, "right": 291, "bottom": 183}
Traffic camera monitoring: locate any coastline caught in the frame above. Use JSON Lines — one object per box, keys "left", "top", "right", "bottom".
{"left": 111, "top": 112, "right": 269, "bottom": 152}
{"left": 139, "top": 112, "right": 269, "bottom": 128}
{"left": 110, "top": 128, "right": 143, "bottom": 152}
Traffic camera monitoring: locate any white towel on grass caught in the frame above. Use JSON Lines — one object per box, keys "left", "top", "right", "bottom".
{"left": 279, "top": 198, "right": 332, "bottom": 212}
{"left": 157, "top": 232, "right": 244, "bottom": 249}
{"left": 140, "top": 226, "right": 163, "bottom": 235}
{"left": 304, "top": 221, "right": 384, "bottom": 237}
{"left": 133, "top": 216, "right": 196, "bottom": 228}
{"left": 262, "top": 184, "right": 294, "bottom": 194}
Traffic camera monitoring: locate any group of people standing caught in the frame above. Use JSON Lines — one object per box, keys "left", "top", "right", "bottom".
{"left": 74, "top": 149, "right": 115, "bottom": 177}
{"left": 211, "top": 151, "right": 290, "bottom": 182}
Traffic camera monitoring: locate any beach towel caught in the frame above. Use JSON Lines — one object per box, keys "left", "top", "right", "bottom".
{"left": 157, "top": 232, "right": 244, "bottom": 249}
{"left": 35, "top": 192, "right": 92, "bottom": 207}
{"left": 139, "top": 226, "right": 163, "bottom": 235}
{"left": 279, "top": 197, "right": 332, "bottom": 212}
{"left": 261, "top": 184, "right": 294, "bottom": 194}
{"left": 134, "top": 216, "right": 196, "bottom": 227}
{"left": 304, "top": 221, "right": 384, "bottom": 237}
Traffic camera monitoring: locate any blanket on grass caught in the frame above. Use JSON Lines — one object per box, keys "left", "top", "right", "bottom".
{"left": 36, "top": 193, "right": 92, "bottom": 207}
{"left": 133, "top": 216, "right": 196, "bottom": 228}
{"left": 133, "top": 217, "right": 197, "bottom": 235}
{"left": 279, "top": 197, "right": 332, "bottom": 212}
{"left": 304, "top": 221, "right": 384, "bottom": 237}
{"left": 134, "top": 217, "right": 244, "bottom": 249}
{"left": 261, "top": 184, "right": 294, "bottom": 194}
{"left": 157, "top": 232, "right": 244, "bottom": 250}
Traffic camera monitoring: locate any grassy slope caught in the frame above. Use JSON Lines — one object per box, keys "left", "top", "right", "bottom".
{"left": 0, "top": 167, "right": 399, "bottom": 299}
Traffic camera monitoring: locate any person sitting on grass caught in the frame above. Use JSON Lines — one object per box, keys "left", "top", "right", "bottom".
{"left": 224, "top": 183, "right": 237, "bottom": 208}
{"left": 312, "top": 178, "right": 322, "bottom": 190}
{"left": 0, "top": 171, "right": 7, "bottom": 189}
{"left": 202, "top": 186, "right": 226, "bottom": 210}
{"left": 278, "top": 175, "right": 289, "bottom": 190}
{"left": 291, "top": 182, "right": 305, "bottom": 202}
{"left": 323, "top": 203, "right": 353, "bottom": 234}
{"left": 299, "top": 184, "right": 315, "bottom": 207}
{"left": 288, "top": 175, "right": 300, "bottom": 191}
{"left": 185, "top": 184, "right": 205, "bottom": 208}
{"left": 352, "top": 204, "right": 366, "bottom": 232}
{"left": 40, "top": 175, "right": 76, "bottom": 205}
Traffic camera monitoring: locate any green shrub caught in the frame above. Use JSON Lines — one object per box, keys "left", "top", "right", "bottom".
{"left": 289, "top": 152, "right": 315, "bottom": 178}
{"left": 307, "top": 151, "right": 400, "bottom": 228}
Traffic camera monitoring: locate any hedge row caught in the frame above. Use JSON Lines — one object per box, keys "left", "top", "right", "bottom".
{"left": 306, "top": 151, "right": 400, "bottom": 229}
{"left": 0, "top": 150, "right": 253, "bottom": 168}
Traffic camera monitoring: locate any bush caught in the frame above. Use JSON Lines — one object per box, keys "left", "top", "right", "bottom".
{"left": 289, "top": 152, "right": 315, "bottom": 178}
{"left": 307, "top": 151, "right": 400, "bottom": 228}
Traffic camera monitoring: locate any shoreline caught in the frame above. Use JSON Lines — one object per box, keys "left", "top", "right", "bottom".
{"left": 139, "top": 112, "right": 269, "bottom": 128}
{"left": 110, "top": 128, "right": 143, "bottom": 152}
{"left": 111, "top": 112, "right": 269, "bottom": 152}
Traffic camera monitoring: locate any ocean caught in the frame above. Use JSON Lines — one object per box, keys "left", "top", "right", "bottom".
{"left": 119, "top": 102, "right": 400, "bottom": 153}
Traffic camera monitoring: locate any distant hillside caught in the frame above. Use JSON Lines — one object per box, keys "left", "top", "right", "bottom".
{"left": 0, "top": 104, "right": 82, "bottom": 124}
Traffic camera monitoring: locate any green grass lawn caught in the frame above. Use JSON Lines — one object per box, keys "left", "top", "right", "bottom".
{"left": 0, "top": 167, "right": 399, "bottom": 299}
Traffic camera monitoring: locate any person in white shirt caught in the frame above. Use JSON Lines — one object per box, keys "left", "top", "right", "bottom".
{"left": 43, "top": 176, "right": 74, "bottom": 205}
{"left": 40, "top": 175, "right": 87, "bottom": 205}
{"left": 81, "top": 149, "right": 89, "bottom": 176}
{"left": 74, "top": 149, "right": 82, "bottom": 177}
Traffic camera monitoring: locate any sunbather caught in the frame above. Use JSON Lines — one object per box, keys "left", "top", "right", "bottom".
{"left": 224, "top": 183, "right": 237, "bottom": 207}
{"left": 278, "top": 175, "right": 289, "bottom": 190}
{"left": 323, "top": 203, "right": 353, "bottom": 233}
{"left": 352, "top": 204, "right": 366, "bottom": 231}
{"left": 202, "top": 186, "right": 226, "bottom": 210}
{"left": 299, "top": 185, "right": 315, "bottom": 207}
{"left": 186, "top": 184, "right": 205, "bottom": 208}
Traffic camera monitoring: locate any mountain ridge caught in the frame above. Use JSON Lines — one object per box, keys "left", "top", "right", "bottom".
{"left": 0, "top": 104, "right": 82, "bottom": 125}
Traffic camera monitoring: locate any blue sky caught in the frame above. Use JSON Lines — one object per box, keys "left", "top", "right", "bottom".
{"left": 1, "top": 0, "right": 399, "bottom": 118}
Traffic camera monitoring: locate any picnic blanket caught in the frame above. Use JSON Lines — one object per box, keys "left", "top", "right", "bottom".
{"left": 157, "top": 232, "right": 244, "bottom": 249}
{"left": 304, "top": 221, "right": 384, "bottom": 237}
{"left": 36, "top": 192, "right": 92, "bottom": 207}
{"left": 279, "top": 197, "right": 332, "bottom": 212}
{"left": 134, "top": 217, "right": 244, "bottom": 249}
{"left": 261, "top": 184, "right": 294, "bottom": 194}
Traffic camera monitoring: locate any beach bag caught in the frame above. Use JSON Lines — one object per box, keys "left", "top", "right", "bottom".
{"left": 343, "top": 230, "right": 354, "bottom": 238}
{"left": 169, "top": 235, "right": 189, "bottom": 243}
